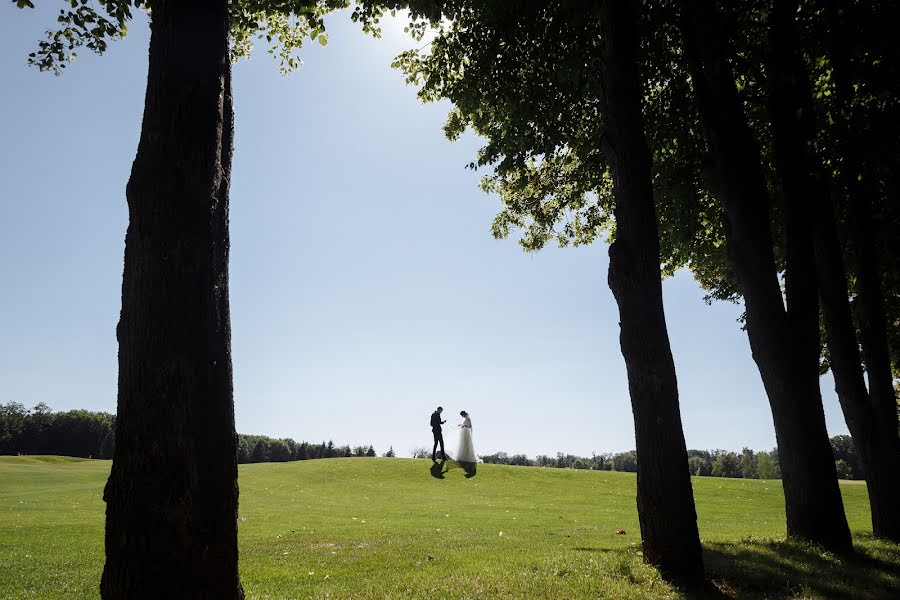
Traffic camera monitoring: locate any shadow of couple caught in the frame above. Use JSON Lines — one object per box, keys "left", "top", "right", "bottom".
{"left": 429, "top": 458, "right": 477, "bottom": 479}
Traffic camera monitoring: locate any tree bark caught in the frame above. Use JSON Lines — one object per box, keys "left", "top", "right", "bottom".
{"left": 599, "top": 0, "right": 704, "bottom": 581}
{"left": 679, "top": 0, "right": 851, "bottom": 554}
{"left": 100, "top": 1, "right": 243, "bottom": 597}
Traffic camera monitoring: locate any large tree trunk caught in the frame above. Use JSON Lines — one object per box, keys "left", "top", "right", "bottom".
{"left": 599, "top": 0, "right": 703, "bottom": 581}
{"left": 100, "top": 1, "right": 243, "bottom": 598}
{"left": 768, "top": 0, "right": 900, "bottom": 543}
{"left": 679, "top": 0, "right": 851, "bottom": 553}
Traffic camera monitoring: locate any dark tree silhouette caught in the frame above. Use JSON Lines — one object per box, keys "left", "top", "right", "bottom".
{"left": 679, "top": 0, "right": 851, "bottom": 553}
{"left": 598, "top": 0, "right": 703, "bottom": 580}
{"left": 811, "top": 0, "right": 900, "bottom": 541}
{"left": 98, "top": 1, "right": 243, "bottom": 597}
{"left": 382, "top": 0, "right": 704, "bottom": 579}
{"left": 12, "top": 0, "right": 357, "bottom": 593}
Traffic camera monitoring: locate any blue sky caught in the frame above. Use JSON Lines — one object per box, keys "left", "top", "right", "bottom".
{"left": 0, "top": 6, "right": 850, "bottom": 458}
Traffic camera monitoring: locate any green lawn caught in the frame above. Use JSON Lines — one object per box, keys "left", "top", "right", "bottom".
{"left": 1, "top": 456, "right": 898, "bottom": 599}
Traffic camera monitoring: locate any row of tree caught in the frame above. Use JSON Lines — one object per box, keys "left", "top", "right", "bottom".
{"left": 377, "top": 0, "right": 900, "bottom": 580}
{"left": 237, "top": 436, "right": 380, "bottom": 463}
{"left": 14, "top": 401, "right": 860, "bottom": 479}
{"left": 14, "top": 0, "right": 898, "bottom": 592}
{"left": 477, "top": 436, "right": 863, "bottom": 481}
{"left": 0, "top": 403, "right": 384, "bottom": 464}
{"left": 0, "top": 402, "right": 115, "bottom": 459}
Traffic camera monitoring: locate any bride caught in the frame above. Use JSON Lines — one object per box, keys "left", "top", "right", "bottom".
{"left": 455, "top": 410, "right": 477, "bottom": 463}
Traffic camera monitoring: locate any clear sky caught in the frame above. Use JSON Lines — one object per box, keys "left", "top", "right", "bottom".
{"left": 0, "top": 5, "right": 850, "bottom": 458}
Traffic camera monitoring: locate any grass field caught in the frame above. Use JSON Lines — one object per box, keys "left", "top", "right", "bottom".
{"left": 1, "top": 456, "right": 898, "bottom": 599}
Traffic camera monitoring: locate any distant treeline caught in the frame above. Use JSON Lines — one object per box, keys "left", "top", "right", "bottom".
{"left": 0, "top": 402, "right": 115, "bottom": 458}
{"left": 0, "top": 403, "right": 387, "bottom": 464}
{"left": 3, "top": 403, "right": 861, "bottom": 478}
{"left": 238, "top": 436, "right": 382, "bottom": 463}
{"left": 477, "top": 435, "right": 863, "bottom": 480}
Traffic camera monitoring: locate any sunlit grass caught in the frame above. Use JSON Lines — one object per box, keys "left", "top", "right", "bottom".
{"left": 0, "top": 456, "right": 897, "bottom": 598}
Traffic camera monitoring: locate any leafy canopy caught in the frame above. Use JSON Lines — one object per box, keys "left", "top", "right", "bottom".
{"left": 12, "top": 0, "right": 402, "bottom": 75}
{"left": 382, "top": 0, "right": 727, "bottom": 295}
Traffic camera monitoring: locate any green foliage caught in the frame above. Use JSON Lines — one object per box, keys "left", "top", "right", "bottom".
{"left": 388, "top": 3, "right": 619, "bottom": 254}
{"left": 712, "top": 453, "right": 741, "bottom": 479}
{"left": 610, "top": 451, "right": 637, "bottom": 473}
{"left": 0, "top": 402, "right": 115, "bottom": 459}
{"left": 12, "top": 0, "right": 354, "bottom": 75}
{"left": 0, "top": 403, "right": 799, "bottom": 482}
{"left": 687, "top": 447, "right": 783, "bottom": 480}
{"left": 0, "top": 402, "right": 28, "bottom": 454}
{"left": 688, "top": 455, "right": 711, "bottom": 476}
{"left": 238, "top": 434, "right": 376, "bottom": 463}
{"left": 756, "top": 451, "right": 781, "bottom": 480}
{"left": 834, "top": 459, "right": 852, "bottom": 480}
{"left": 12, "top": 0, "right": 144, "bottom": 75}
{"left": 0, "top": 457, "right": 892, "bottom": 598}
{"left": 384, "top": 0, "right": 733, "bottom": 294}
{"left": 230, "top": 0, "right": 351, "bottom": 73}
{"left": 383, "top": 0, "right": 900, "bottom": 372}
{"left": 486, "top": 447, "right": 785, "bottom": 480}
{"left": 0, "top": 403, "right": 381, "bottom": 465}
{"left": 739, "top": 447, "right": 758, "bottom": 479}
{"left": 830, "top": 434, "right": 863, "bottom": 480}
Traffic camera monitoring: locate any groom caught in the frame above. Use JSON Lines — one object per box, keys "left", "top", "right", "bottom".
{"left": 430, "top": 406, "right": 446, "bottom": 461}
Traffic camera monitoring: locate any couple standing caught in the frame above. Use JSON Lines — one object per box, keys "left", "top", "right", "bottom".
{"left": 430, "top": 406, "right": 477, "bottom": 463}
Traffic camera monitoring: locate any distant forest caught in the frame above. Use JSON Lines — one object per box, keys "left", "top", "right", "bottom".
{"left": 0, "top": 403, "right": 386, "bottom": 464}
{"left": 2, "top": 403, "right": 861, "bottom": 479}
{"left": 424, "top": 438, "right": 862, "bottom": 481}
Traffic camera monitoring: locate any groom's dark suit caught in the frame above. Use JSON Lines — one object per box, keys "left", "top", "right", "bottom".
{"left": 430, "top": 411, "right": 445, "bottom": 461}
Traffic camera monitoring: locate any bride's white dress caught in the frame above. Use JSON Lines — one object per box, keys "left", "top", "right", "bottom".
{"left": 455, "top": 416, "right": 477, "bottom": 463}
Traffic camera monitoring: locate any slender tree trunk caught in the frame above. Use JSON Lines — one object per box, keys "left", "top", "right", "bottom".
{"left": 679, "top": 0, "right": 851, "bottom": 553}
{"left": 766, "top": 0, "right": 820, "bottom": 383}
{"left": 599, "top": 0, "right": 703, "bottom": 581}
{"left": 847, "top": 186, "right": 898, "bottom": 434}
{"left": 100, "top": 1, "right": 243, "bottom": 597}
{"left": 816, "top": 195, "right": 900, "bottom": 541}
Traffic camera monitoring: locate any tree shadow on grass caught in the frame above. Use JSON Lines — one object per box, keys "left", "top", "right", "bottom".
{"left": 693, "top": 537, "right": 900, "bottom": 599}
{"left": 571, "top": 546, "right": 728, "bottom": 598}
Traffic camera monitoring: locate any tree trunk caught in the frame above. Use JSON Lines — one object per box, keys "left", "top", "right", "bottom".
{"left": 816, "top": 194, "right": 900, "bottom": 541}
{"left": 766, "top": 0, "right": 820, "bottom": 383}
{"left": 679, "top": 0, "right": 851, "bottom": 554}
{"left": 846, "top": 180, "right": 899, "bottom": 440}
{"left": 599, "top": 0, "right": 704, "bottom": 581}
{"left": 100, "top": 1, "right": 243, "bottom": 597}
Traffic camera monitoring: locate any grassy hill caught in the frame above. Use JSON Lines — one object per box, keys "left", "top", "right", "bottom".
{"left": 1, "top": 456, "right": 897, "bottom": 599}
